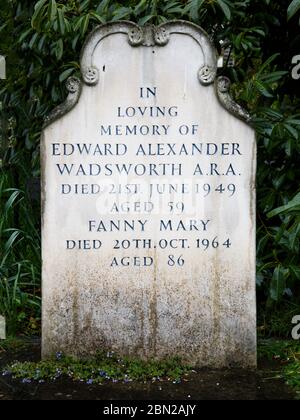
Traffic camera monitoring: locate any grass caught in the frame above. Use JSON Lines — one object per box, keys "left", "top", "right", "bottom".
{"left": 258, "top": 339, "right": 300, "bottom": 361}
{"left": 258, "top": 302, "right": 300, "bottom": 339}
{"left": 0, "top": 175, "right": 41, "bottom": 336}
{"left": 258, "top": 339, "right": 300, "bottom": 396}
{"left": 0, "top": 336, "right": 27, "bottom": 353}
{"left": 2, "top": 350, "right": 193, "bottom": 385}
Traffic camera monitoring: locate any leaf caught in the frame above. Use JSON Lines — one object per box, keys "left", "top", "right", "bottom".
{"left": 55, "top": 39, "right": 64, "bottom": 60}
{"left": 288, "top": 0, "right": 300, "bottom": 20}
{"left": 73, "top": 16, "right": 84, "bottom": 32}
{"left": 254, "top": 80, "right": 273, "bottom": 98}
{"left": 29, "top": 33, "right": 39, "bottom": 49}
{"left": 18, "top": 28, "right": 33, "bottom": 44}
{"left": 285, "top": 138, "right": 292, "bottom": 156}
{"left": 0, "top": 22, "right": 8, "bottom": 34}
{"left": 57, "top": 8, "right": 65, "bottom": 35}
{"left": 166, "top": 6, "right": 185, "bottom": 14}
{"left": 112, "top": 7, "right": 132, "bottom": 21}
{"left": 157, "top": 15, "right": 168, "bottom": 24}
{"left": 258, "top": 53, "right": 280, "bottom": 74}
{"left": 4, "top": 230, "right": 22, "bottom": 254}
{"left": 289, "top": 265, "right": 300, "bottom": 280}
{"left": 216, "top": 0, "right": 231, "bottom": 20}
{"left": 81, "top": 14, "right": 90, "bottom": 37}
{"left": 260, "top": 71, "right": 288, "bottom": 83}
{"left": 251, "top": 28, "right": 265, "bottom": 37}
{"left": 256, "top": 273, "right": 264, "bottom": 287}
{"left": 134, "top": 0, "right": 148, "bottom": 15}
{"left": 48, "top": 0, "right": 57, "bottom": 23}
{"left": 272, "top": 174, "right": 286, "bottom": 190}
{"left": 31, "top": 0, "right": 48, "bottom": 30}
{"left": 90, "top": 12, "right": 105, "bottom": 24}
{"left": 96, "top": 0, "right": 111, "bottom": 15}
{"left": 257, "top": 234, "right": 269, "bottom": 255}
{"left": 284, "top": 123, "right": 298, "bottom": 139}
{"left": 185, "top": 0, "right": 205, "bottom": 20}
{"left": 270, "top": 266, "right": 286, "bottom": 301}
{"left": 37, "top": 34, "right": 46, "bottom": 52}
{"left": 59, "top": 68, "right": 74, "bottom": 83}
{"left": 138, "top": 15, "right": 154, "bottom": 25}
{"left": 286, "top": 117, "right": 300, "bottom": 125}
{"left": 288, "top": 227, "right": 299, "bottom": 252}
{"left": 78, "top": 0, "right": 91, "bottom": 13}
{"left": 267, "top": 192, "right": 300, "bottom": 218}
{"left": 4, "top": 189, "right": 22, "bottom": 215}
{"left": 72, "top": 34, "right": 80, "bottom": 50}
{"left": 259, "top": 107, "right": 283, "bottom": 120}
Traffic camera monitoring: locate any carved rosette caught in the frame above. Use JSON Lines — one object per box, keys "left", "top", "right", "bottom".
{"left": 43, "top": 77, "right": 82, "bottom": 128}
{"left": 128, "top": 27, "right": 144, "bottom": 46}
{"left": 66, "top": 76, "right": 81, "bottom": 93}
{"left": 154, "top": 27, "right": 169, "bottom": 46}
{"left": 128, "top": 25, "right": 169, "bottom": 47}
{"left": 198, "top": 65, "right": 217, "bottom": 85}
{"left": 83, "top": 66, "right": 99, "bottom": 85}
{"left": 216, "top": 76, "right": 251, "bottom": 122}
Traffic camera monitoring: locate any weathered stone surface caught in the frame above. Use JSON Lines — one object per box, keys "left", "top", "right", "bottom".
{"left": 0, "top": 55, "right": 5, "bottom": 80}
{"left": 0, "top": 316, "right": 6, "bottom": 340}
{"left": 41, "top": 21, "right": 256, "bottom": 367}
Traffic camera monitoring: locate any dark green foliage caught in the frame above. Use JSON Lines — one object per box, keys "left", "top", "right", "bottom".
{"left": 0, "top": 177, "right": 41, "bottom": 335}
{"left": 258, "top": 301, "right": 300, "bottom": 338}
{"left": 258, "top": 339, "right": 300, "bottom": 363}
{"left": 0, "top": 0, "right": 299, "bottom": 334}
{"left": 0, "top": 336, "right": 28, "bottom": 352}
{"left": 259, "top": 339, "right": 300, "bottom": 392}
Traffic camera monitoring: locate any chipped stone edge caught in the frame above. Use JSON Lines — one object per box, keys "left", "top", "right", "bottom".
{"left": 43, "top": 20, "right": 252, "bottom": 129}
{"left": 216, "top": 76, "right": 252, "bottom": 123}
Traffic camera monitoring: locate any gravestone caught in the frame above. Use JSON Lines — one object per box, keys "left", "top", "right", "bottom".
{"left": 0, "top": 55, "right": 5, "bottom": 80}
{"left": 41, "top": 21, "right": 256, "bottom": 368}
{"left": 0, "top": 54, "right": 6, "bottom": 152}
{"left": 1, "top": 56, "right": 7, "bottom": 341}
{"left": 0, "top": 316, "right": 5, "bottom": 340}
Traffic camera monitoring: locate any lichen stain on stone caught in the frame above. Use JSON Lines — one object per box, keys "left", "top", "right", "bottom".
{"left": 148, "top": 250, "right": 158, "bottom": 358}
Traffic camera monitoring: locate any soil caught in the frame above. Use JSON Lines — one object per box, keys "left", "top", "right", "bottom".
{"left": 0, "top": 339, "right": 296, "bottom": 400}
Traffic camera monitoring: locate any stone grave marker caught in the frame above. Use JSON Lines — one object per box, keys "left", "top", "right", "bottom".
{"left": 0, "top": 55, "right": 6, "bottom": 341}
{"left": 0, "top": 55, "right": 5, "bottom": 80}
{"left": 0, "top": 316, "right": 6, "bottom": 340}
{"left": 0, "top": 54, "right": 6, "bottom": 153}
{"left": 41, "top": 21, "right": 257, "bottom": 367}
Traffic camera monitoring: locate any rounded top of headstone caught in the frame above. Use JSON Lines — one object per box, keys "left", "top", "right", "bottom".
{"left": 80, "top": 20, "right": 218, "bottom": 86}
{"left": 43, "top": 20, "right": 252, "bottom": 129}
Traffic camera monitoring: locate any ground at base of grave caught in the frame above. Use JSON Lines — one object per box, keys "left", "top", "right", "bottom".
{"left": 0, "top": 338, "right": 296, "bottom": 400}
